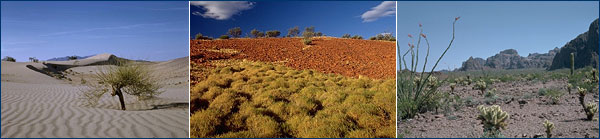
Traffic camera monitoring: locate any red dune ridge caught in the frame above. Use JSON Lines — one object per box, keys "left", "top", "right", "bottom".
{"left": 191, "top": 37, "right": 395, "bottom": 80}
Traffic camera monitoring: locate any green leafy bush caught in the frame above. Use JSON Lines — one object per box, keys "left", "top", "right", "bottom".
{"left": 266, "top": 30, "right": 281, "bottom": 38}
{"left": 351, "top": 35, "right": 363, "bottom": 40}
{"left": 250, "top": 29, "right": 264, "bottom": 38}
{"left": 342, "top": 34, "right": 351, "bottom": 38}
{"left": 219, "top": 35, "right": 230, "bottom": 39}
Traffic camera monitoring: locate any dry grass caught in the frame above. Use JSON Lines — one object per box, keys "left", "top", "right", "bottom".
{"left": 190, "top": 60, "right": 395, "bottom": 138}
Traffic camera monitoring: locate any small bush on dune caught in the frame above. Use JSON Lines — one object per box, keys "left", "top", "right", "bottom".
{"left": 2, "top": 56, "right": 16, "bottom": 62}
{"left": 80, "top": 60, "right": 162, "bottom": 110}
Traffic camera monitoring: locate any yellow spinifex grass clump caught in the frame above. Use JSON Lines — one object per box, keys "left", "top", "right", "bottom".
{"left": 190, "top": 60, "right": 395, "bottom": 138}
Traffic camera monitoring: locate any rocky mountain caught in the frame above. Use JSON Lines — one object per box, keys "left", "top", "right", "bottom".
{"left": 549, "top": 18, "right": 599, "bottom": 70}
{"left": 458, "top": 48, "right": 559, "bottom": 71}
{"left": 458, "top": 57, "right": 486, "bottom": 71}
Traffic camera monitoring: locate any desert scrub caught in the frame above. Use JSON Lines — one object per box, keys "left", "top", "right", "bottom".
{"left": 80, "top": 60, "right": 162, "bottom": 110}
{"left": 2, "top": 56, "right": 16, "bottom": 62}
{"left": 537, "top": 88, "right": 563, "bottom": 104}
{"left": 397, "top": 17, "right": 460, "bottom": 120}
{"left": 477, "top": 105, "right": 509, "bottom": 138}
{"left": 227, "top": 27, "right": 242, "bottom": 38}
{"left": 219, "top": 35, "right": 230, "bottom": 39}
{"left": 190, "top": 60, "right": 394, "bottom": 138}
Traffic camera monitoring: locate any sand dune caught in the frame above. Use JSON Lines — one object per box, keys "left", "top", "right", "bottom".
{"left": 1, "top": 55, "right": 189, "bottom": 138}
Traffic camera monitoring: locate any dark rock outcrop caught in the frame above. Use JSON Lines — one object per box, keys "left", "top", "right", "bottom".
{"left": 549, "top": 18, "right": 599, "bottom": 70}
{"left": 459, "top": 57, "right": 486, "bottom": 71}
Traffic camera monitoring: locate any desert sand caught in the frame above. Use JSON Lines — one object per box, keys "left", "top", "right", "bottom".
{"left": 1, "top": 54, "right": 189, "bottom": 138}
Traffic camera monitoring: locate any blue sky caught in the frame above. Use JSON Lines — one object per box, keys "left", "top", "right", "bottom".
{"left": 1, "top": 1, "right": 189, "bottom": 62}
{"left": 190, "top": 1, "right": 395, "bottom": 39}
{"left": 397, "top": 1, "right": 599, "bottom": 71}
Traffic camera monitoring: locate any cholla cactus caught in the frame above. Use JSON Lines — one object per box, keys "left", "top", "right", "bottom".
{"left": 567, "top": 83, "right": 573, "bottom": 94}
{"left": 473, "top": 80, "right": 487, "bottom": 94}
{"left": 450, "top": 83, "right": 457, "bottom": 92}
{"left": 413, "top": 76, "right": 421, "bottom": 86}
{"left": 577, "top": 86, "right": 587, "bottom": 96}
{"left": 490, "top": 79, "right": 500, "bottom": 83}
{"left": 585, "top": 103, "right": 598, "bottom": 121}
{"left": 427, "top": 76, "right": 438, "bottom": 88}
{"left": 543, "top": 119, "right": 554, "bottom": 138}
{"left": 477, "top": 105, "right": 509, "bottom": 137}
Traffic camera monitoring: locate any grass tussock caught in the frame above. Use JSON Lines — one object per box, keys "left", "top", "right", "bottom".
{"left": 190, "top": 60, "right": 395, "bottom": 138}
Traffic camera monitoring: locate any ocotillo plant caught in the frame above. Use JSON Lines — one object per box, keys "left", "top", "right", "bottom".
{"left": 477, "top": 105, "right": 509, "bottom": 138}
{"left": 543, "top": 119, "right": 554, "bottom": 138}
{"left": 570, "top": 52, "right": 575, "bottom": 75}
{"left": 397, "top": 17, "right": 460, "bottom": 119}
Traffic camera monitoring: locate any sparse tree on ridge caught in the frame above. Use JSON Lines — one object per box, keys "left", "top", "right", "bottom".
{"left": 287, "top": 26, "right": 300, "bottom": 37}
{"left": 228, "top": 27, "right": 242, "bottom": 38}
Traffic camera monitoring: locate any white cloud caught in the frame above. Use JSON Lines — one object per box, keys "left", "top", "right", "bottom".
{"left": 190, "top": 1, "right": 255, "bottom": 20}
{"left": 361, "top": 1, "right": 395, "bottom": 22}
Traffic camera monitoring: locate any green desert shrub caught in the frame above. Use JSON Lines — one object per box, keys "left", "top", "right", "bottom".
{"left": 351, "top": 35, "right": 363, "bottom": 40}
{"left": 80, "top": 60, "right": 162, "bottom": 110}
{"left": 303, "top": 38, "right": 312, "bottom": 45}
{"left": 219, "top": 35, "right": 230, "bottom": 39}
{"left": 342, "top": 34, "right": 351, "bottom": 38}
{"left": 195, "top": 33, "right": 212, "bottom": 40}
{"left": 190, "top": 60, "right": 394, "bottom": 137}
{"left": 397, "top": 17, "right": 460, "bottom": 120}
{"left": 228, "top": 27, "right": 242, "bottom": 38}
{"left": 287, "top": 26, "right": 300, "bottom": 37}
{"left": 2, "top": 56, "right": 16, "bottom": 62}
{"left": 266, "top": 30, "right": 281, "bottom": 38}
{"left": 538, "top": 88, "right": 563, "bottom": 104}
{"left": 250, "top": 29, "right": 264, "bottom": 38}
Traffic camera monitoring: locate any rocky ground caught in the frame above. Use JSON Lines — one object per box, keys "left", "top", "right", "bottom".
{"left": 190, "top": 37, "right": 395, "bottom": 85}
{"left": 398, "top": 79, "right": 600, "bottom": 138}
